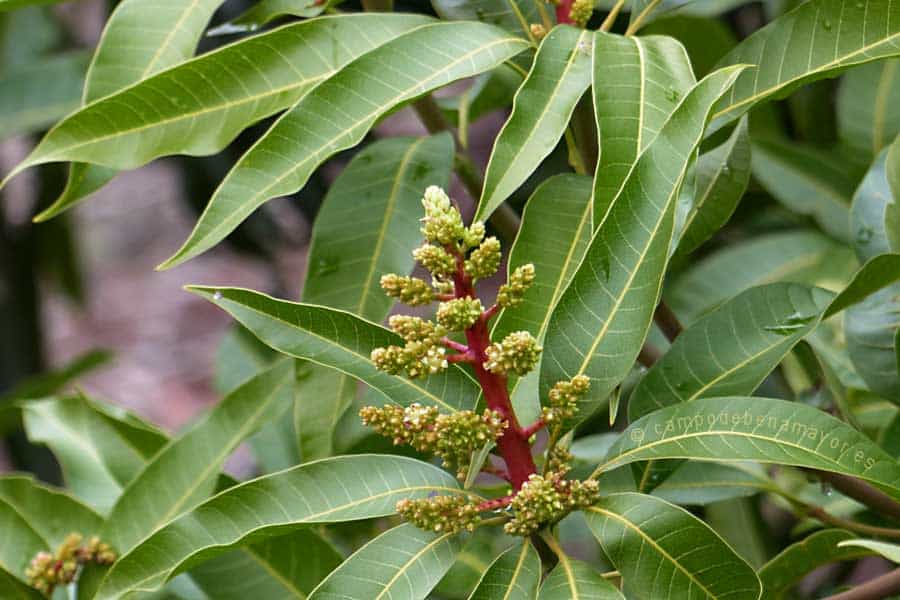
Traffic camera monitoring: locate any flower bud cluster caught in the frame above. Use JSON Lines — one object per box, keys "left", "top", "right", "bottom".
{"left": 26, "top": 533, "right": 115, "bottom": 595}
{"left": 396, "top": 495, "right": 481, "bottom": 534}
{"left": 380, "top": 274, "right": 433, "bottom": 306}
{"left": 503, "top": 473, "right": 600, "bottom": 536}
{"left": 421, "top": 186, "right": 485, "bottom": 251}
{"left": 465, "top": 237, "right": 502, "bottom": 281}
{"left": 413, "top": 244, "right": 456, "bottom": 278}
{"left": 371, "top": 316, "right": 448, "bottom": 379}
{"left": 542, "top": 375, "right": 591, "bottom": 425}
{"left": 569, "top": 0, "right": 593, "bottom": 27}
{"left": 360, "top": 403, "right": 507, "bottom": 478}
{"left": 530, "top": 23, "right": 547, "bottom": 41}
{"left": 436, "top": 297, "right": 484, "bottom": 332}
{"left": 497, "top": 264, "right": 535, "bottom": 309}
{"left": 484, "top": 331, "right": 542, "bottom": 376}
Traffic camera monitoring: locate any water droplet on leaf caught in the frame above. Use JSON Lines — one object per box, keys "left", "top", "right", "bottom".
{"left": 213, "top": 291, "right": 223, "bottom": 301}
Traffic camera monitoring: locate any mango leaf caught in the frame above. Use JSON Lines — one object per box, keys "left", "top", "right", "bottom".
{"left": 22, "top": 395, "right": 167, "bottom": 514}
{"left": 846, "top": 281, "right": 900, "bottom": 402}
{"left": 0, "top": 51, "right": 88, "bottom": 138}
{"left": 227, "top": 0, "right": 328, "bottom": 28}
{"left": 0, "top": 498, "right": 47, "bottom": 584}
{"left": 838, "top": 59, "right": 900, "bottom": 158}
{"left": 651, "top": 461, "right": 774, "bottom": 506}
{"left": 468, "top": 541, "right": 541, "bottom": 600}
{"left": 0, "top": 568, "right": 41, "bottom": 600}
{"left": 642, "top": 15, "right": 738, "bottom": 78}
{"left": 887, "top": 134, "right": 900, "bottom": 251}
{"left": 591, "top": 32, "right": 695, "bottom": 227}
{"left": 308, "top": 523, "right": 463, "bottom": 599}
{"left": 838, "top": 539, "right": 900, "bottom": 562}
{"left": 161, "top": 22, "right": 527, "bottom": 269}
{"left": 751, "top": 138, "right": 859, "bottom": 242}
{"left": 189, "top": 286, "right": 480, "bottom": 412}
{"left": 703, "top": 497, "right": 768, "bottom": 569}
{"left": 430, "top": 0, "right": 552, "bottom": 39}
{"left": 601, "top": 396, "right": 900, "bottom": 500}
{"left": 0, "top": 475, "right": 103, "bottom": 547}
{"left": 0, "top": 0, "right": 72, "bottom": 9}
{"left": 42, "top": 0, "right": 225, "bottom": 222}
{"left": 585, "top": 493, "right": 761, "bottom": 600}
{"left": 1, "top": 14, "right": 430, "bottom": 190}
{"left": 851, "top": 148, "right": 896, "bottom": 260}
{"left": 94, "top": 455, "right": 461, "bottom": 599}
{"left": 0, "top": 348, "right": 111, "bottom": 403}
{"left": 539, "top": 66, "right": 745, "bottom": 423}
{"left": 712, "top": 0, "right": 900, "bottom": 128}
{"left": 102, "top": 361, "right": 296, "bottom": 555}
{"left": 476, "top": 25, "right": 592, "bottom": 220}
{"left": 676, "top": 116, "right": 751, "bottom": 254}
{"left": 492, "top": 173, "right": 593, "bottom": 423}
{"left": 537, "top": 555, "right": 624, "bottom": 600}
{"left": 759, "top": 529, "right": 870, "bottom": 599}
{"left": 630, "top": 282, "right": 834, "bottom": 420}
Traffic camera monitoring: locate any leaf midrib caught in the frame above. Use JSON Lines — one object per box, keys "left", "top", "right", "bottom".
{"left": 373, "top": 531, "right": 455, "bottom": 600}
{"left": 502, "top": 543, "right": 532, "bottom": 600}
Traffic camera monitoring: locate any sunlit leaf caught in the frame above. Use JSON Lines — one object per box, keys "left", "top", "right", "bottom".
{"left": 651, "top": 461, "right": 774, "bottom": 506}
{"left": 838, "top": 538, "right": 900, "bottom": 562}
{"left": 537, "top": 553, "right": 624, "bottom": 599}
{"left": 468, "top": 541, "right": 541, "bottom": 600}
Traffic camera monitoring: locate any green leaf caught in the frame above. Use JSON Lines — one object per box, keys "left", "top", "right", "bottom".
{"left": 585, "top": 493, "right": 761, "bottom": 600}
{"left": 629, "top": 282, "right": 834, "bottom": 420}
{"left": 476, "top": 26, "right": 592, "bottom": 220}
{"left": 712, "top": 0, "right": 900, "bottom": 128}
{"left": 492, "top": 173, "right": 593, "bottom": 423}
{"left": 1, "top": 348, "right": 111, "bottom": 402}
{"left": 0, "top": 499, "right": 47, "bottom": 583}
{"left": 886, "top": 134, "right": 900, "bottom": 251}
{"left": 846, "top": 281, "right": 900, "bottom": 402}
{"left": 759, "top": 529, "right": 870, "bottom": 599}
{"left": 41, "top": 0, "right": 226, "bottom": 222}
{"left": 751, "top": 138, "right": 859, "bottom": 242}
{"left": 0, "top": 0, "right": 73, "bottom": 9}
{"left": 95, "top": 455, "right": 461, "bottom": 599}
{"left": 601, "top": 396, "right": 900, "bottom": 499}
{"left": 838, "top": 59, "right": 900, "bottom": 158}
{"left": 838, "top": 539, "right": 900, "bottom": 562}
{"left": 676, "top": 116, "right": 751, "bottom": 254}
{"left": 851, "top": 147, "right": 896, "bottom": 260}
{"left": 537, "top": 554, "right": 624, "bottom": 600}
{"left": 226, "top": 0, "right": 328, "bottom": 28}
{"left": 0, "top": 567, "right": 41, "bottom": 600}
{"left": 102, "top": 361, "right": 296, "bottom": 555}
{"left": 189, "top": 286, "right": 480, "bottom": 412}
{"left": 591, "top": 32, "right": 695, "bottom": 228}
{"left": 0, "top": 51, "right": 88, "bottom": 138}
{"left": 539, "top": 66, "right": 745, "bottom": 423}
{"left": 703, "top": 497, "right": 769, "bottom": 569}
{"left": 161, "top": 22, "right": 527, "bottom": 268}
{"left": 22, "top": 395, "right": 168, "bottom": 514}
{"left": 651, "top": 461, "right": 774, "bottom": 506}
{"left": 309, "top": 523, "right": 463, "bottom": 599}
{"left": 642, "top": 15, "right": 738, "bottom": 78}
{"left": 828, "top": 254, "right": 900, "bottom": 317}
{"left": 0, "top": 475, "right": 103, "bottom": 547}
{"left": 431, "top": 0, "right": 552, "bottom": 39}
{"left": 468, "top": 541, "right": 541, "bottom": 600}
{"left": 2, "top": 14, "right": 431, "bottom": 189}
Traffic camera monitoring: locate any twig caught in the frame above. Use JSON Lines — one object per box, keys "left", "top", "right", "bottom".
{"left": 822, "top": 568, "right": 900, "bottom": 600}
{"left": 521, "top": 419, "right": 546, "bottom": 439}
{"left": 654, "top": 301, "right": 683, "bottom": 342}
{"left": 637, "top": 343, "right": 663, "bottom": 367}
{"left": 624, "top": 0, "right": 661, "bottom": 35}
{"left": 442, "top": 338, "right": 470, "bottom": 353}
{"left": 478, "top": 495, "right": 513, "bottom": 511}
{"left": 812, "top": 470, "right": 900, "bottom": 522}
{"left": 599, "top": 0, "right": 626, "bottom": 31}
{"left": 802, "top": 504, "right": 900, "bottom": 540}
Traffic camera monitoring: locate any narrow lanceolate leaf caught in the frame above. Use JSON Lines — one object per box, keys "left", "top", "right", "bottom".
{"left": 838, "top": 59, "right": 900, "bottom": 157}
{"left": 651, "top": 462, "right": 775, "bottom": 506}
{"left": 476, "top": 26, "right": 592, "bottom": 220}
{"left": 585, "top": 493, "right": 760, "bottom": 600}
{"left": 539, "top": 66, "right": 745, "bottom": 423}
{"left": 163, "top": 23, "right": 527, "bottom": 269}
{"left": 0, "top": 499, "right": 47, "bottom": 584}
{"left": 95, "top": 455, "right": 461, "bottom": 600}
{"left": 0, "top": 476, "right": 103, "bottom": 547}
{"left": 751, "top": 138, "right": 858, "bottom": 242}
{"left": 309, "top": 523, "right": 463, "bottom": 600}
{"left": 1, "top": 14, "right": 430, "bottom": 187}
{"left": 712, "top": 0, "right": 900, "bottom": 128}
{"left": 759, "top": 529, "right": 870, "bottom": 599}
{"left": 838, "top": 539, "right": 900, "bottom": 562}
{"left": 676, "top": 117, "right": 751, "bottom": 254}
{"left": 851, "top": 148, "right": 895, "bottom": 260}
{"left": 492, "top": 174, "right": 593, "bottom": 422}
{"left": 22, "top": 395, "right": 167, "bottom": 514}
{"left": 469, "top": 541, "right": 541, "bottom": 600}
{"left": 591, "top": 32, "right": 695, "bottom": 226}
{"left": 629, "top": 283, "right": 834, "bottom": 420}
{"left": 0, "top": 51, "right": 88, "bottom": 138}
{"left": 601, "top": 397, "right": 900, "bottom": 500}
{"left": 190, "top": 287, "right": 480, "bottom": 412}
{"left": 537, "top": 554, "right": 624, "bottom": 600}
{"left": 102, "top": 361, "right": 296, "bottom": 554}
{"left": 41, "top": 0, "right": 225, "bottom": 222}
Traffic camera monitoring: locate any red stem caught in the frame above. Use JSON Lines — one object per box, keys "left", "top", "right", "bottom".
{"left": 447, "top": 352, "right": 476, "bottom": 364}
{"left": 452, "top": 255, "right": 537, "bottom": 490}
{"left": 556, "top": 0, "right": 574, "bottom": 23}
{"left": 483, "top": 303, "right": 500, "bottom": 321}
{"left": 478, "top": 495, "right": 514, "bottom": 512}
{"left": 521, "top": 419, "right": 546, "bottom": 439}
{"left": 442, "top": 338, "right": 470, "bottom": 353}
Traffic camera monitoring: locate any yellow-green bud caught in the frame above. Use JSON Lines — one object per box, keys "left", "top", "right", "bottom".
{"left": 569, "top": 0, "right": 593, "bottom": 27}
{"left": 26, "top": 532, "right": 117, "bottom": 595}
{"left": 380, "top": 274, "right": 433, "bottom": 306}
{"left": 465, "top": 237, "right": 502, "bottom": 280}
{"left": 484, "top": 331, "right": 541, "bottom": 376}
{"left": 530, "top": 23, "right": 547, "bottom": 41}
{"left": 389, "top": 315, "right": 445, "bottom": 343}
{"left": 463, "top": 221, "right": 486, "bottom": 249}
{"left": 503, "top": 473, "right": 599, "bottom": 536}
{"left": 436, "top": 297, "right": 483, "bottom": 331}
{"left": 371, "top": 345, "right": 409, "bottom": 375}
{"left": 421, "top": 186, "right": 466, "bottom": 246}
{"left": 413, "top": 244, "right": 456, "bottom": 278}
{"left": 542, "top": 375, "right": 590, "bottom": 424}
{"left": 497, "top": 264, "right": 535, "bottom": 308}
{"left": 397, "top": 495, "right": 481, "bottom": 534}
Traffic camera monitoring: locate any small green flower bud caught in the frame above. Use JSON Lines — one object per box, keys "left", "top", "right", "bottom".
{"left": 413, "top": 244, "right": 456, "bottom": 278}
{"left": 465, "top": 237, "right": 502, "bottom": 280}
{"left": 530, "top": 23, "right": 547, "bottom": 41}
{"left": 484, "top": 331, "right": 541, "bottom": 376}
{"left": 380, "top": 274, "right": 433, "bottom": 306}
{"left": 421, "top": 186, "right": 466, "bottom": 246}
{"left": 503, "top": 473, "right": 599, "bottom": 536}
{"left": 397, "top": 495, "right": 481, "bottom": 534}
{"left": 568, "top": 0, "right": 593, "bottom": 27}
{"left": 497, "top": 263, "right": 535, "bottom": 308}
{"left": 463, "top": 221, "right": 486, "bottom": 249}
{"left": 542, "top": 375, "right": 590, "bottom": 424}
{"left": 436, "top": 297, "right": 484, "bottom": 331}
{"left": 433, "top": 278, "right": 455, "bottom": 295}
{"left": 371, "top": 345, "right": 409, "bottom": 375}
{"left": 26, "top": 532, "right": 117, "bottom": 595}
{"left": 389, "top": 315, "right": 445, "bottom": 344}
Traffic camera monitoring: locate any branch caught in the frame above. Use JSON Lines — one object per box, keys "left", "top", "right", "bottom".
{"left": 812, "top": 470, "right": 900, "bottom": 522}
{"left": 521, "top": 419, "right": 546, "bottom": 439}
{"left": 654, "top": 301, "right": 683, "bottom": 342}
{"left": 441, "top": 338, "right": 470, "bottom": 353}
{"left": 637, "top": 343, "right": 663, "bottom": 367}
{"left": 822, "top": 568, "right": 900, "bottom": 600}
{"left": 803, "top": 504, "right": 900, "bottom": 540}
{"left": 477, "top": 495, "right": 513, "bottom": 512}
